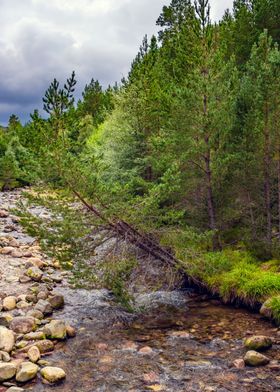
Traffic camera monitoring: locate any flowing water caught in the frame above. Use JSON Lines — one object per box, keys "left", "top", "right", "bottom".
{"left": 23, "top": 289, "right": 280, "bottom": 392}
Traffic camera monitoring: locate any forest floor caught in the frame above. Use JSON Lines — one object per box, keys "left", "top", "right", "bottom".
{"left": 0, "top": 190, "right": 280, "bottom": 391}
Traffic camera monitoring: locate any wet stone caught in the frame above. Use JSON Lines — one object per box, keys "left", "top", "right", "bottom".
{"left": 244, "top": 351, "right": 270, "bottom": 367}
{"left": 40, "top": 366, "right": 66, "bottom": 383}
{"left": 16, "top": 361, "right": 38, "bottom": 383}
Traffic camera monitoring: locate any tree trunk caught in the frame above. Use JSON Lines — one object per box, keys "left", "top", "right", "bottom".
{"left": 264, "top": 101, "right": 272, "bottom": 244}
{"left": 278, "top": 154, "right": 280, "bottom": 242}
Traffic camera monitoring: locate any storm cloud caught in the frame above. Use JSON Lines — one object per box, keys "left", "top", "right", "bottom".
{"left": 0, "top": 0, "right": 233, "bottom": 125}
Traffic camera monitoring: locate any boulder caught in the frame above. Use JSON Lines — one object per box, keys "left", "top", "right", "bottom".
{"left": 26, "top": 267, "right": 43, "bottom": 282}
{"left": 3, "top": 296, "right": 17, "bottom": 311}
{"left": 35, "top": 340, "right": 54, "bottom": 353}
{"left": 10, "top": 317, "right": 36, "bottom": 334}
{"left": 44, "top": 320, "right": 66, "bottom": 340}
{"left": 48, "top": 294, "right": 64, "bottom": 310}
{"left": 16, "top": 361, "right": 38, "bottom": 383}
{"left": 40, "top": 366, "right": 66, "bottom": 383}
{"left": 27, "top": 346, "right": 41, "bottom": 363}
{"left": 244, "top": 350, "right": 270, "bottom": 367}
{"left": 0, "top": 362, "right": 17, "bottom": 381}
{"left": 244, "top": 335, "right": 273, "bottom": 351}
{"left": 0, "top": 326, "right": 15, "bottom": 352}
{"left": 6, "top": 387, "right": 25, "bottom": 392}
{"left": 24, "top": 331, "right": 46, "bottom": 341}
{"left": 34, "top": 300, "right": 53, "bottom": 316}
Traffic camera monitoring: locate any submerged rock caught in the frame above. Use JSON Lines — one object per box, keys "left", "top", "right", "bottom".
{"left": 244, "top": 351, "right": 270, "bottom": 367}
{"left": 40, "top": 366, "right": 66, "bottom": 383}
{"left": 244, "top": 335, "right": 273, "bottom": 351}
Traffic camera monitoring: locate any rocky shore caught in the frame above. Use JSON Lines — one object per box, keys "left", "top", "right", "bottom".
{"left": 0, "top": 190, "right": 74, "bottom": 391}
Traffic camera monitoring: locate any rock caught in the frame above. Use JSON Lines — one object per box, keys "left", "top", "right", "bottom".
{"left": 139, "top": 346, "right": 153, "bottom": 354}
{"left": 233, "top": 359, "right": 245, "bottom": 369}
{"left": 27, "top": 346, "right": 41, "bottom": 363}
{"left": 0, "top": 363, "right": 17, "bottom": 381}
{"left": 16, "top": 361, "right": 38, "bottom": 382}
{"left": 35, "top": 340, "right": 54, "bottom": 353}
{"left": 244, "top": 335, "right": 273, "bottom": 351}
{"left": 0, "top": 351, "right": 11, "bottom": 362}
{"left": 26, "top": 267, "right": 43, "bottom": 282}
{"left": 24, "top": 331, "right": 46, "bottom": 341}
{"left": 0, "top": 210, "right": 9, "bottom": 218}
{"left": 26, "top": 310, "right": 44, "bottom": 320}
{"left": 0, "top": 327, "right": 15, "bottom": 352}
{"left": 38, "top": 359, "right": 51, "bottom": 366}
{"left": 25, "top": 294, "right": 37, "bottom": 304}
{"left": 27, "top": 257, "right": 45, "bottom": 269}
{"left": 0, "top": 315, "right": 13, "bottom": 328}
{"left": 16, "top": 341, "right": 28, "bottom": 349}
{"left": 66, "top": 325, "right": 76, "bottom": 338}
{"left": 16, "top": 301, "right": 30, "bottom": 310}
{"left": 10, "top": 250, "right": 23, "bottom": 258}
{"left": 5, "top": 276, "right": 19, "bottom": 283}
{"left": 19, "top": 275, "right": 31, "bottom": 284}
{"left": 48, "top": 294, "right": 64, "bottom": 310}
{"left": 50, "top": 274, "right": 63, "bottom": 283}
{"left": 260, "top": 298, "right": 275, "bottom": 319}
{"left": 3, "top": 297, "right": 17, "bottom": 311}
{"left": 244, "top": 350, "right": 270, "bottom": 367}
{"left": 10, "top": 317, "right": 36, "bottom": 334}
{"left": 40, "top": 366, "right": 66, "bottom": 383}
{"left": 34, "top": 300, "right": 53, "bottom": 316}
{"left": 6, "top": 387, "right": 25, "bottom": 392}
{"left": 0, "top": 247, "right": 14, "bottom": 255}
{"left": 44, "top": 320, "right": 66, "bottom": 340}
{"left": 36, "top": 291, "right": 48, "bottom": 301}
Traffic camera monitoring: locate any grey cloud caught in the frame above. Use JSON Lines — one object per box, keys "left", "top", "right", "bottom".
{"left": 0, "top": 0, "right": 233, "bottom": 125}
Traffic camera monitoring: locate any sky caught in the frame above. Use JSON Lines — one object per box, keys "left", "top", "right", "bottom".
{"left": 0, "top": 0, "right": 233, "bottom": 125}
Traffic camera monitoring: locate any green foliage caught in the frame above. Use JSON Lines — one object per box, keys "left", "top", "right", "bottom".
{"left": 102, "top": 257, "right": 137, "bottom": 311}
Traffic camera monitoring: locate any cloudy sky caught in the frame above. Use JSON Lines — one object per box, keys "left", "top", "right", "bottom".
{"left": 0, "top": 0, "right": 233, "bottom": 125}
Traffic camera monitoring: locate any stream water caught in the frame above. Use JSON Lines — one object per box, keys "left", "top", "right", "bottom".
{"left": 22, "top": 288, "right": 280, "bottom": 392}
{"left": 1, "top": 190, "right": 280, "bottom": 392}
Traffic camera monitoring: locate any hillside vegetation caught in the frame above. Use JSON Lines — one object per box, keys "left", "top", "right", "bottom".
{"left": 2, "top": 0, "right": 280, "bottom": 320}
